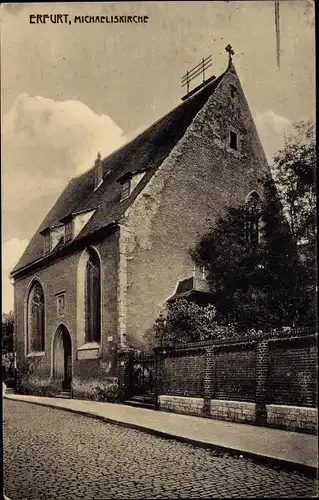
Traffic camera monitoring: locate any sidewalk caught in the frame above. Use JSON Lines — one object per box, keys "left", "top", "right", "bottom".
{"left": 5, "top": 394, "right": 318, "bottom": 475}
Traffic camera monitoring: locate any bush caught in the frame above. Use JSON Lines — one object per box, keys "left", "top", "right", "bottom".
{"left": 92, "top": 381, "right": 119, "bottom": 402}
{"left": 153, "top": 299, "right": 237, "bottom": 345}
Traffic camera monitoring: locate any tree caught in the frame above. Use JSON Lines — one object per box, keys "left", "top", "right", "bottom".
{"left": 191, "top": 174, "right": 302, "bottom": 331}
{"left": 2, "top": 311, "right": 14, "bottom": 355}
{"left": 272, "top": 120, "right": 316, "bottom": 325}
{"left": 272, "top": 120, "right": 316, "bottom": 244}
{"left": 153, "top": 299, "right": 236, "bottom": 345}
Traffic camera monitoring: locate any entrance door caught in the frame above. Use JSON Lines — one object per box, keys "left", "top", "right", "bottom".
{"left": 53, "top": 325, "right": 72, "bottom": 391}
{"left": 62, "top": 331, "right": 72, "bottom": 390}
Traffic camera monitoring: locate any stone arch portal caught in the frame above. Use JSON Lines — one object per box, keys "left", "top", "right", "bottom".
{"left": 52, "top": 325, "right": 72, "bottom": 391}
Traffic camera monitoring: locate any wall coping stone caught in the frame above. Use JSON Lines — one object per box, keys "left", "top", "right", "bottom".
{"left": 267, "top": 404, "right": 318, "bottom": 413}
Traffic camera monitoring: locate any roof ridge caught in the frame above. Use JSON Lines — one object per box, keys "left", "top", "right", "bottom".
{"left": 11, "top": 64, "right": 229, "bottom": 277}
{"left": 70, "top": 67, "right": 228, "bottom": 182}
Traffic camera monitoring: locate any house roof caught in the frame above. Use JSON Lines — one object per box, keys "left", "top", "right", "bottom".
{"left": 11, "top": 67, "right": 227, "bottom": 277}
{"left": 167, "top": 277, "right": 214, "bottom": 305}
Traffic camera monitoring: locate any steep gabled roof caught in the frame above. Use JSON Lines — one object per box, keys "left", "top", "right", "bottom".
{"left": 11, "top": 68, "right": 227, "bottom": 276}
{"left": 167, "top": 277, "right": 214, "bottom": 306}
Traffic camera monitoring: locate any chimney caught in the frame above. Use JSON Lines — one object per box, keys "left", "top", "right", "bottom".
{"left": 193, "top": 263, "right": 210, "bottom": 292}
{"left": 94, "top": 151, "right": 103, "bottom": 190}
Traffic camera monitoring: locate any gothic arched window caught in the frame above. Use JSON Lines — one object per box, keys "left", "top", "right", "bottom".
{"left": 245, "top": 192, "right": 262, "bottom": 243}
{"left": 84, "top": 248, "right": 101, "bottom": 343}
{"left": 27, "top": 281, "right": 45, "bottom": 353}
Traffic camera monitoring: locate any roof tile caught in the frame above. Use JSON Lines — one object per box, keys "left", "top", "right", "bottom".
{"left": 12, "top": 70, "right": 226, "bottom": 275}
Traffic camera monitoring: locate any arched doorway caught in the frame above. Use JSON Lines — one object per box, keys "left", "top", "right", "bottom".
{"left": 52, "top": 325, "right": 72, "bottom": 390}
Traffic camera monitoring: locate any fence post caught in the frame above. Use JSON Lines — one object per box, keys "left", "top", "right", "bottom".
{"left": 154, "top": 348, "right": 159, "bottom": 410}
{"left": 203, "top": 346, "right": 214, "bottom": 416}
{"left": 255, "top": 340, "right": 269, "bottom": 424}
{"left": 117, "top": 350, "right": 131, "bottom": 401}
{"left": 154, "top": 346, "right": 166, "bottom": 410}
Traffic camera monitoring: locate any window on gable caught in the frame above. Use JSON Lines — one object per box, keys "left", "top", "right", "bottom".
{"left": 230, "top": 85, "right": 237, "bottom": 98}
{"left": 245, "top": 192, "right": 262, "bottom": 244}
{"left": 51, "top": 225, "right": 65, "bottom": 250}
{"left": 84, "top": 248, "right": 101, "bottom": 344}
{"left": 27, "top": 281, "right": 45, "bottom": 353}
{"left": 230, "top": 130, "right": 238, "bottom": 150}
{"left": 122, "top": 179, "right": 131, "bottom": 200}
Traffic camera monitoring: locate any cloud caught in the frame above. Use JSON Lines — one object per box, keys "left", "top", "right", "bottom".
{"left": 1, "top": 4, "right": 25, "bottom": 16}
{"left": 2, "top": 94, "right": 127, "bottom": 244}
{"left": 3, "top": 93, "right": 127, "bottom": 175}
{"left": 2, "top": 238, "right": 29, "bottom": 313}
{"left": 254, "top": 110, "right": 293, "bottom": 163}
{"left": 255, "top": 110, "right": 292, "bottom": 135}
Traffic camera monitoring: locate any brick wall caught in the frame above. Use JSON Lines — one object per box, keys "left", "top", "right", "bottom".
{"left": 267, "top": 337, "right": 317, "bottom": 407}
{"left": 162, "top": 350, "right": 205, "bottom": 397}
{"left": 157, "top": 331, "right": 317, "bottom": 432}
{"left": 214, "top": 345, "right": 256, "bottom": 402}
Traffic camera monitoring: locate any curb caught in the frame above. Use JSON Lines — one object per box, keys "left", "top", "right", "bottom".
{"left": 5, "top": 395, "right": 318, "bottom": 478}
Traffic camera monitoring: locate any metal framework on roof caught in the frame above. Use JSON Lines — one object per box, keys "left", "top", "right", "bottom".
{"left": 181, "top": 55, "right": 212, "bottom": 96}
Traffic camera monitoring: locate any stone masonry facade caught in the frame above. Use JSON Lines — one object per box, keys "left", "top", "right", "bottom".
{"left": 13, "top": 232, "right": 120, "bottom": 398}
{"left": 121, "top": 64, "right": 269, "bottom": 347}
{"left": 12, "top": 61, "right": 273, "bottom": 402}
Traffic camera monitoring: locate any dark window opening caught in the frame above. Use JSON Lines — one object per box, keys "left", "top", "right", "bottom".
{"left": 84, "top": 248, "right": 101, "bottom": 343}
{"left": 230, "top": 85, "right": 237, "bottom": 98}
{"left": 28, "top": 281, "right": 45, "bottom": 353}
{"left": 230, "top": 131, "right": 238, "bottom": 150}
{"left": 245, "top": 192, "right": 262, "bottom": 244}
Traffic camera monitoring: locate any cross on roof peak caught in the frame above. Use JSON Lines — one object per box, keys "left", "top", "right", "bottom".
{"left": 225, "top": 44, "right": 235, "bottom": 63}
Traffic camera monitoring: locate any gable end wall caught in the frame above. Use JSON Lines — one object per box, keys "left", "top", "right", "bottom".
{"left": 121, "top": 66, "right": 270, "bottom": 346}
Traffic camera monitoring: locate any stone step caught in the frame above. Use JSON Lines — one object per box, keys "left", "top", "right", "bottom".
{"left": 123, "top": 399, "right": 156, "bottom": 410}
{"left": 57, "top": 391, "right": 72, "bottom": 399}
{"left": 123, "top": 395, "right": 156, "bottom": 410}
{"left": 5, "top": 387, "right": 15, "bottom": 394}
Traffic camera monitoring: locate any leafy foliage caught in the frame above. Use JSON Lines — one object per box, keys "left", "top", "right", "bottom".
{"left": 2, "top": 311, "right": 14, "bottom": 354}
{"left": 272, "top": 120, "right": 316, "bottom": 243}
{"left": 191, "top": 174, "right": 303, "bottom": 330}
{"left": 272, "top": 120, "right": 316, "bottom": 325}
{"left": 153, "top": 299, "right": 237, "bottom": 345}
{"left": 153, "top": 122, "right": 315, "bottom": 341}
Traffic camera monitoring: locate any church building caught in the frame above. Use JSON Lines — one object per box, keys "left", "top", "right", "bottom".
{"left": 11, "top": 48, "right": 270, "bottom": 399}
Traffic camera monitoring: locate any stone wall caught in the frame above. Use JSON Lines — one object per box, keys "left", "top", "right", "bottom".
{"left": 266, "top": 404, "right": 317, "bottom": 433}
{"left": 13, "top": 232, "right": 120, "bottom": 398}
{"left": 158, "top": 395, "right": 317, "bottom": 432}
{"left": 210, "top": 400, "right": 256, "bottom": 424}
{"left": 159, "top": 395, "right": 204, "bottom": 416}
{"left": 122, "top": 63, "right": 270, "bottom": 347}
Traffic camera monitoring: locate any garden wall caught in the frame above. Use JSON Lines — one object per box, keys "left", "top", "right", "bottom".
{"left": 157, "top": 329, "right": 317, "bottom": 433}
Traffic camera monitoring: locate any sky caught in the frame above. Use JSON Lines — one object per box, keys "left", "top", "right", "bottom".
{"left": 1, "top": 0, "right": 315, "bottom": 313}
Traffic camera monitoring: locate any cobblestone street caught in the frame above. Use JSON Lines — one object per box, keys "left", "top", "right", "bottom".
{"left": 3, "top": 400, "right": 316, "bottom": 499}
